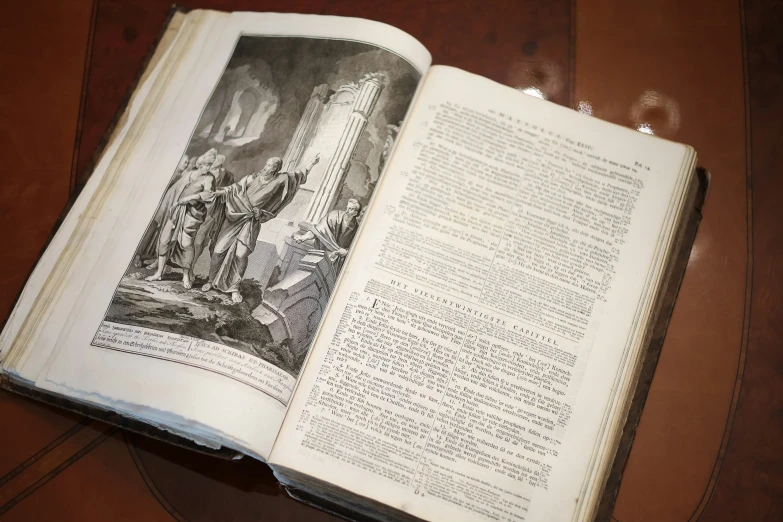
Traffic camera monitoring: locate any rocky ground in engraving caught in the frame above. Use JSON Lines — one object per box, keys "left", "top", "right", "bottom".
{"left": 105, "top": 268, "right": 301, "bottom": 376}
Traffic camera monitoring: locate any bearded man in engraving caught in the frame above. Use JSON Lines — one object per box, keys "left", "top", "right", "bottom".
{"left": 201, "top": 154, "right": 320, "bottom": 303}
{"left": 293, "top": 199, "right": 362, "bottom": 274}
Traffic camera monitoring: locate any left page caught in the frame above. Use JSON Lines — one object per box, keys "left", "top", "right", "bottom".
{"left": 2, "top": 10, "right": 431, "bottom": 460}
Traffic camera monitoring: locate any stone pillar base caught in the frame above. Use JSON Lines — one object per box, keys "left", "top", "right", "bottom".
{"left": 252, "top": 251, "right": 336, "bottom": 358}
{"left": 277, "top": 235, "right": 313, "bottom": 282}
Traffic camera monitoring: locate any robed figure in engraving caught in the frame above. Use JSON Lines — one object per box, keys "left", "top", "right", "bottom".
{"left": 146, "top": 149, "right": 218, "bottom": 288}
{"left": 201, "top": 154, "right": 320, "bottom": 303}
{"left": 192, "top": 153, "right": 234, "bottom": 264}
{"left": 293, "top": 199, "right": 361, "bottom": 273}
{"left": 133, "top": 153, "right": 192, "bottom": 267}
{"left": 208, "top": 153, "right": 234, "bottom": 189}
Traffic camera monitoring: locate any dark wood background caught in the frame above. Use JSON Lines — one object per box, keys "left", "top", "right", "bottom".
{"left": 1, "top": 0, "right": 780, "bottom": 520}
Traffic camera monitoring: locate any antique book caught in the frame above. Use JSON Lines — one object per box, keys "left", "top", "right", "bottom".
{"left": 0, "top": 9, "right": 706, "bottom": 522}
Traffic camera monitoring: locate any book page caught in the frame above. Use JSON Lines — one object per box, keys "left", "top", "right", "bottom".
{"left": 270, "top": 66, "right": 692, "bottom": 520}
{"left": 5, "top": 11, "right": 431, "bottom": 459}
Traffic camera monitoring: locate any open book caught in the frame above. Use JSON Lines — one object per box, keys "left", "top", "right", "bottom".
{"left": 0, "top": 9, "right": 706, "bottom": 522}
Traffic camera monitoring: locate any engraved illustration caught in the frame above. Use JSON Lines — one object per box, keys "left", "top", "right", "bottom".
{"left": 95, "top": 35, "right": 420, "bottom": 381}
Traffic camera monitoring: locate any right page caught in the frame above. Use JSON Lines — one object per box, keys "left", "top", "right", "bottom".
{"left": 270, "top": 65, "right": 694, "bottom": 521}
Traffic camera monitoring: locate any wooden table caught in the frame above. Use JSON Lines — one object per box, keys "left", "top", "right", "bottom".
{"left": 1, "top": 0, "right": 780, "bottom": 520}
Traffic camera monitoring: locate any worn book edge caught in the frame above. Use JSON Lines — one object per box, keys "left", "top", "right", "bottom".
{"left": 0, "top": 373, "right": 240, "bottom": 459}
{"left": 0, "top": 5, "right": 242, "bottom": 461}
{"left": 593, "top": 167, "right": 709, "bottom": 521}
{"left": 0, "top": 5, "right": 182, "bottom": 340}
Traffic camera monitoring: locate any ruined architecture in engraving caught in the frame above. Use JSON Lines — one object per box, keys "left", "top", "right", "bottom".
{"left": 253, "top": 72, "right": 386, "bottom": 360}
{"left": 99, "top": 36, "right": 420, "bottom": 378}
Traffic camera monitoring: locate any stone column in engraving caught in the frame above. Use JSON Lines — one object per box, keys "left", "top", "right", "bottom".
{"left": 281, "top": 84, "right": 329, "bottom": 172}
{"left": 303, "top": 73, "right": 386, "bottom": 224}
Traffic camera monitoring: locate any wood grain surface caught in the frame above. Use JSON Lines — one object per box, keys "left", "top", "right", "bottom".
{"left": 0, "top": 0, "right": 780, "bottom": 520}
